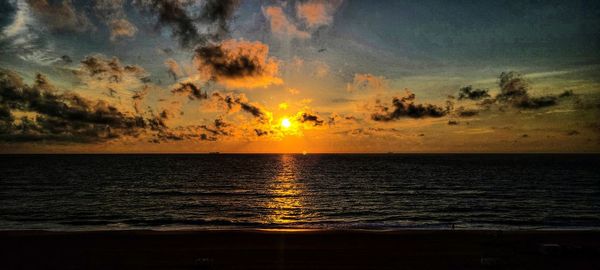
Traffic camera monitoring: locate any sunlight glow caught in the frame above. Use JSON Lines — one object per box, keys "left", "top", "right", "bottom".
{"left": 281, "top": 118, "right": 292, "bottom": 129}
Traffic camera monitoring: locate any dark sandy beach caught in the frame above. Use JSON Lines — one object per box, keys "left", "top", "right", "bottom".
{"left": 1, "top": 230, "right": 599, "bottom": 269}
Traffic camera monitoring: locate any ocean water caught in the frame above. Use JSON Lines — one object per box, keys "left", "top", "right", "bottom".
{"left": 0, "top": 154, "right": 599, "bottom": 230}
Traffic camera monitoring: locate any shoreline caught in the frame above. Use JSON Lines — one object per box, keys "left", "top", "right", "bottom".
{"left": 2, "top": 229, "right": 599, "bottom": 269}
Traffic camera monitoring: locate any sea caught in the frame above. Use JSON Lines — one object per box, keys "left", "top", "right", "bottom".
{"left": 1, "top": 154, "right": 599, "bottom": 231}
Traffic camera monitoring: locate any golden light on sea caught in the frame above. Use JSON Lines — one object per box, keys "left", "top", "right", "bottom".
{"left": 264, "top": 155, "right": 307, "bottom": 224}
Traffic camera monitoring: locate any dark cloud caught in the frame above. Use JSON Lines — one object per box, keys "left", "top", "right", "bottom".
{"left": 335, "top": 127, "right": 404, "bottom": 137}
{"left": 330, "top": 98, "right": 357, "bottom": 103}
{"left": 0, "top": 1, "right": 15, "bottom": 26}
{"left": 200, "top": 118, "right": 232, "bottom": 141}
{"left": 559, "top": 90, "right": 575, "bottom": 98}
{"left": 138, "top": 0, "right": 240, "bottom": 48}
{"left": 496, "top": 71, "right": 575, "bottom": 109}
{"left": 458, "top": 85, "right": 490, "bottom": 100}
{"left": 93, "top": 0, "right": 138, "bottom": 41}
{"left": 94, "top": 0, "right": 126, "bottom": 18}
{"left": 131, "top": 86, "right": 149, "bottom": 113}
{"left": 148, "top": 121, "right": 225, "bottom": 143}
{"left": 26, "top": 0, "right": 95, "bottom": 33}
{"left": 195, "top": 43, "right": 258, "bottom": 79}
{"left": 0, "top": 69, "right": 150, "bottom": 142}
{"left": 199, "top": 133, "right": 215, "bottom": 141}
{"left": 141, "top": 0, "right": 204, "bottom": 48}
{"left": 457, "top": 72, "right": 576, "bottom": 110}
{"left": 239, "top": 102, "right": 264, "bottom": 119}
{"left": 456, "top": 107, "right": 479, "bottom": 117}
{"left": 164, "top": 58, "right": 184, "bottom": 81}
{"left": 497, "top": 71, "right": 529, "bottom": 101}
{"left": 297, "top": 112, "right": 324, "bottom": 126}
{"left": 193, "top": 39, "right": 282, "bottom": 88}
{"left": 60, "top": 55, "right": 73, "bottom": 64}
{"left": 171, "top": 83, "right": 208, "bottom": 100}
{"left": 514, "top": 95, "right": 558, "bottom": 109}
{"left": 161, "top": 48, "right": 174, "bottom": 55}
{"left": 200, "top": 0, "right": 240, "bottom": 39}
{"left": 78, "top": 55, "right": 147, "bottom": 83}
{"left": 327, "top": 114, "right": 359, "bottom": 126}
{"left": 254, "top": 128, "right": 269, "bottom": 136}
{"left": 211, "top": 92, "right": 270, "bottom": 121}
{"left": 371, "top": 92, "right": 449, "bottom": 122}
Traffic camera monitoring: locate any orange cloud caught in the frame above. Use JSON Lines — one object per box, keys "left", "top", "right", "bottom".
{"left": 287, "top": 88, "right": 300, "bottom": 95}
{"left": 164, "top": 58, "right": 185, "bottom": 81}
{"left": 263, "top": 6, "right": 310, "bottom": 39}
{"left": 347, "top": 73, "right": 388, "bottom": 92}
{"left": 296, "top": 0, "right": 343, "bottom": 28}
{"left": 109, "top": 19, "right": 137, "bottom": 41}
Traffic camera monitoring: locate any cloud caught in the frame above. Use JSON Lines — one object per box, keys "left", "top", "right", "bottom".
{"left": 0, "top": 1, "right": 64, "bottom": 66}
{"left": 0, "top": 69, "right": 152, "bottom": 142}
{"left": 164, "top": 58, "right": 184, "bottom": 81}
{"left": 94, "top": 0, "right": 126, "bottom": 19}
{"left": 296, "top": 0, "right": 343, "bottom": 28}
{"left": 26, "top": 0, "right": 95, "bottom": 32}
{"left": 263, "top": 6, "right": 310, "bottom": 39}
{"left": 456, "top": 107, "right": 479, "bottom": 117}
{"left": 109, "top": 18, "right": 137, "bottom": 40}
{"left": 457, "top": 85, "right": 490, "bottom": 100}
{"left": 137, "top": 0, "right": 240, "bottom": 48}
{"left": 171, "top": 82, "right": 208, "bottom": 100}
{"left": 313, "top": 61, "right": 330, "bottom": 78}
{"left": 73, "top": 55, "right": 152, "bottom": 116}
{"left": 93, "top": 0, "right": 138, "bottom": 41}
{"left": 199, "top": 118, "right": 233, "bottom": 141}
{"left": 515, "top": 95, "right": 558, "bottom": 109}
{"left": 371, "top": 92, "right": 449, "bottom": 121}
{"left": 1, "top": 0, "right": 22, "bottom": 37}
{"left": 211, "top": 92, "right": 272, "bottom": 122}
{"left": 199, "top": 0, "right": 240, "bottom": 40}
{"left": 138, "top": 0, "right": 203, "bottom": 48}
{"left": 193, "top": 39, "right": 283, "bottom": 89}
{"left": 0, "top": 67, "right": 280, "bottom": 144}
{"left": 131, "top": 86, "right": 149, "bottom": 114}
{"left": 296, "top": 111, "right": 324, "bottom": 126}
{"left": 327, "top": 113, "right": 360, "bottom": 127}
{"left": 287, "top": 88, "right": 300, "bottom": 95}
{"left": 77, "top": 55, "right": 148, "bottom": 83}
{"left": 347, "top": 73, "right": 387, "bottom": 92}
{"left": 495, "top": 71, "right": 559, "bottom": 109}
{"left": 455, "top": 72, "right": 577, "bottom": 111}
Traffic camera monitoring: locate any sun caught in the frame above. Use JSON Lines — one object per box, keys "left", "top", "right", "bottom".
{"left": 281, "top": 118, "right": 292, "bottom": 129}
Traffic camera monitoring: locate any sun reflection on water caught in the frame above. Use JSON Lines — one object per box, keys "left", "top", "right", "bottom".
{"left": 264, "top": 154, "right": 307, "bottom": 225}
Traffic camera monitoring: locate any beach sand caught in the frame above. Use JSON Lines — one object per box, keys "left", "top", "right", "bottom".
{"left": 1, "top": 230, "right": 599, "bottom": 269}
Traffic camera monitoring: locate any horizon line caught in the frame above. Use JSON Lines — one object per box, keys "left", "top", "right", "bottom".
{"left": 0, "top": 152, "right": 598, "bottom": 155}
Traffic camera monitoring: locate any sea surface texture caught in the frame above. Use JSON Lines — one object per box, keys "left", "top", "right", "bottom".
{"left": 1, "top": 154, "right": 599, "bottom": 230}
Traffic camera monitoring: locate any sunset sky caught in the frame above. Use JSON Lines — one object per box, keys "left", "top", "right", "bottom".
{"left": 0, "top": 0, "right": 599, "bottom": 153}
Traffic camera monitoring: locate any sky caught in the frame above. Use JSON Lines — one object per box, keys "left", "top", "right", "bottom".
{"left": 0, "top": 0, "right": 599, "bottom": 153}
